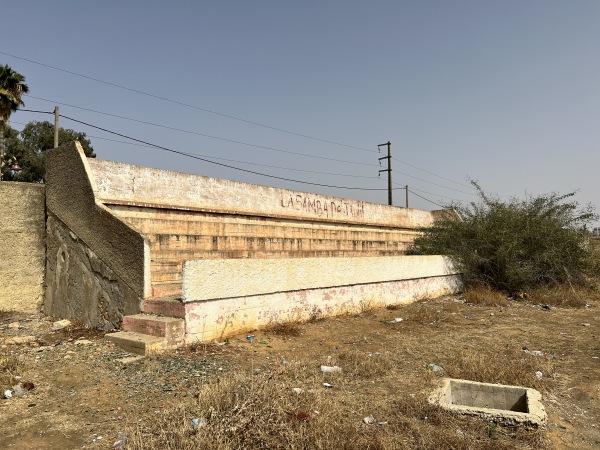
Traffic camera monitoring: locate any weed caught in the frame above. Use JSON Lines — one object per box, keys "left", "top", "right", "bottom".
{"left": 0, "top": 350, "right": 22, "bottom": 387}
{"left": 463, "top": 285, "right": 511, "bottom": 307}
{"left": 413, "top": 182, "right": 598, "bottom": 292}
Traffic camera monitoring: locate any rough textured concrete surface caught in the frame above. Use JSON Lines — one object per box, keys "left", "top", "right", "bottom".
{"left": 86, "top": 158, "right": 445, "bottom": 298}
{"left": 45, "top": 213, "right": 140, "bottom": 330}
{"left": 184, "top": 274, "right": 461, "bottom": 342}
{"left": 182, "top": 255, "right": 457, "bottom": 302}
{"left": 0, "top": 182, "right": 45, "bottom": 311}
{"left": 429, "top": 378, "right": 547, "bottom": 426}
{"left": 88, "top": 158, "right": 442, "bottom": 228}
{"left": 44, "top": 142, "right": 149, "bottom": 327}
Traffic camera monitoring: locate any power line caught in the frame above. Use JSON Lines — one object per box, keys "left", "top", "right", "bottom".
{"left": 23, "top": 95, "right": 381, "bottom": 168}
{"left": 22, "top": 96, "right": 476, "bottom": 195}
{"left": 4, "top": 51, "right": 475, "bottom": 189}
{"left": 408, "top": 189, "right": 444, "bottom": 208}
{"left": 57, "top": 113, "right": 408, "bottom": 192}
{"left": 2, "top": 51, "right": 377, "bottom": 154}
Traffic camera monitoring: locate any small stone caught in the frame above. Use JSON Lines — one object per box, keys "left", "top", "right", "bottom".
{"left": 52, "top": 319, "right": 71, "bottom": 330}
{"left": 535, "top": 371, "right": 543, "bottom": 379}
{"left": 292, "top": 387, "right": 303, "bottom": 394}
{"left": 75, "top": 339, "right": 93, "bottom": 345}
{"left": 363, "top": 415, "right": 376, "bottom": 424}
{"left": 4, "top": 336, "right": 36, "bottom": 345}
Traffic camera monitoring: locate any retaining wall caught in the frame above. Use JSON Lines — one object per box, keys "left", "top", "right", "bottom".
{"left": 43, "top": 141, "right": 458, "bottom": 333}
{"left": 181, "top": 256, "right": 460, "bottom": 342}
{"left": 0, "top": 182, "right": 45, "bottom": 312}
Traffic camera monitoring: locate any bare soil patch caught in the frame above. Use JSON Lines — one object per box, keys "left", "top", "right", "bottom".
{"left": 1, "top": 293, "right": 599, "bottom": 449}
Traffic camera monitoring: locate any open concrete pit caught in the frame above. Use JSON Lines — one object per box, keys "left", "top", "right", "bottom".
{"left": 429, "top": 378, "right": 547, "bottom": 426}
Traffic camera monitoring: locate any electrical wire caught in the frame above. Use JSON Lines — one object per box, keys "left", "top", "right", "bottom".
{"left": 6, "top": 51, "right": 474, "bottom": 189}
{"left": 408, "top": 189, "right": 444, "bottom": 208}
{"left": 58, "top": 113, "right": 412, "bottom": 192}
{"left": 15, "top": 109, "right": 470, "bottom": 202}
{"left": 23, "top": 95, "right": 381, "bottom": 168}
{"left": 2, "top": 51, "right": 377, "bottom": 153}
{"left": 23, "top": 95, "right": 476, "bottom": 195}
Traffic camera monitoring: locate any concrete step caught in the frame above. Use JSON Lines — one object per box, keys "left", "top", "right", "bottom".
{"left": 105, "top": 331, "right": 167, "bottom": 355}
{"left": 123, "top": 314, "right": 185, "bottom": 346}
{"left": 142, "top": 296, "right": 186, "bottom": 318}
{"left": 151, "top": 282, "right": 182, "bottom": 298}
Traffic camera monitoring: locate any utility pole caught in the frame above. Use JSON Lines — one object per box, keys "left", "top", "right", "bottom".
{"left": 405, "top": 185, "right": 409, "bottom": 208}
{"left": 54, "top": 106, "right": 59, "bottom": 148}
{"left": 378, "top": 141, "right": 392, "bottom": 206}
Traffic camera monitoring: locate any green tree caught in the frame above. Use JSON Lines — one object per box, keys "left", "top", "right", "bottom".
{"left": 2, "top": 121, "right": 96, "bottom": 183}
{"left": 0, "top": 65, "right": 29, "bottom": 179}
{"left": 412, "top": 182, "right": 598, "bottom": 293}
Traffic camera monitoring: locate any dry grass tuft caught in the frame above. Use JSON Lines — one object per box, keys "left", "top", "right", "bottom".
{"left": 402, "top": 302, "right": 461, "bottom": 326}
{"left": 527, "top": 284, "right": 600, "bottom": 308}
{"left": 126, "top": 352, "right": 549, "bottom": 450}
{"left": 463, "top": 285, "right": 511, "bottom": 307}
{"left": 335, "top": 349, "right": 394, "bottom": 379}
{"left": 440, "top": 348, "right": 555, "bottom": 391}
{"left": 0, "top": 349, "right": 22, "bottom": 387}
{"left": 264, "top": 321, "right": 303, "bottom": 337}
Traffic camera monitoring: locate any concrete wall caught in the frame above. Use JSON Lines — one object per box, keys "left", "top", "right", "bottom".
{"left": 181, "top": 256, "right": 460, "bottom": 342}
{"left": 42, "top": 144, "right": 457, "bottom": 332}
{"left": 0, "top": 182, "right": 45, "bottom": 312}
{"left": 86, "top": 159, "right": 444, "bottom": 298}
{"left": 44, "top": 142, "right": 150, "bottom": 328}
{"left": 182, "top": 255, "right": 456, "bottom": 302}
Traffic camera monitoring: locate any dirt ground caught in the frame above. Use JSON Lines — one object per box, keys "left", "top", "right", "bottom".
{"left": 1, "top": 293, "right": 599, "bottom": 449}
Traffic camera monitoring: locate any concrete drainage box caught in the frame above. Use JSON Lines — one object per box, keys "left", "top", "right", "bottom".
{"left": 429, "top": 378, "right": 546, "bottom": 426}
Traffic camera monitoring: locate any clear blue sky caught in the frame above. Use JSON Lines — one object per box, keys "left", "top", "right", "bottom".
{"left": 3, "top": 1, "right": 599, "bottom": 216}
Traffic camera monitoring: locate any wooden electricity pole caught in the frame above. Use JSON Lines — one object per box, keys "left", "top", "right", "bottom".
{"left": 54, "top": 106, "right": 59, "bottom": 148}
{"left": 378, "top": 141, "right": 392, "bottom": 205}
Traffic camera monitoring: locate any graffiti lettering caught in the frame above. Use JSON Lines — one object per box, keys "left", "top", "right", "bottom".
{"left": 280, "top": 193, "right": 365, "bottom": 219}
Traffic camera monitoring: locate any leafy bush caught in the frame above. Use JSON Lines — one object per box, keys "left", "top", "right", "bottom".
{"left": 412, "top": 182, "right": 598, "bottom": 293}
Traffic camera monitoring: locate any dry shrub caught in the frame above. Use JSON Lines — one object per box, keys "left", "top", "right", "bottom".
{"left": 441, "top": 348, "right": 555, "bottom": 391}
{"left": 264, "top": 321, "right": 302, "bottom": 337}
{"left": 127, "top": 356, "right": 547, "bottom": 450}
{"left": 0, "top": 349, "right": 22, "bottom": 386}
{"left": 387, "top": 394, "right": 547, "bottom": 450}
{"left": 527, "top": 284, "right": 600, "bottom": 308}
{"left": 128, "top": 364, "right": 544, "bottom": 450}
{"left": 463, "top": 285, "right": 511, "bottom": 307}
{"left": 128, "top": 366, "right": 390, "bottom": 450}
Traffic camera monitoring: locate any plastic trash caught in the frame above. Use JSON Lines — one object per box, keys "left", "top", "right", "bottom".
{"left": 535, "top": 371, "right": 543, "bottom": 379}
{"left": 191, "top": 418, "right": 207, "bottom": 428}
{"left": 363, "top": 415, "right": 376, "bottom": 424}
{"left": 531, "top": 351, "right": 543, "bottom": 357}
{"left": 113, "top": 431, "right": 127, "bottom": 450}
{"left": 427, "top": 363, "right": 443, "bottom": 373}
{"left": 246, "top": 335, "right": 255, "bottom": 342}
{"left": 3, "top": 389, "right": 12, "bottom": 399}
{"left": 320, "top": 365, "right": 342, "bottom": 373}
{"left": 292, "top": 387, "right": 303, "bottom": 394}
{"left": 12, "top": 385, "right": 24, "bottom": 398}
{"left": 394, "top": 318, "right": 404, "bottom": 323}
{"left": 322, "top": 382, "right": 334, "bottom": 388}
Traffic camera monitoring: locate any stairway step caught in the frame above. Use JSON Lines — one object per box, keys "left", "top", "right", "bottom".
{"left": 105, "top": 331, "right": 167, "bottom": 355}
{"left": 142, "top": 296, "right": 186, "bottom": 318}
{"left": 123, "top": 314, "right": 185, "bottom": 345}
{"left": 151, "top": 282, "right": 182, "bottom": 298}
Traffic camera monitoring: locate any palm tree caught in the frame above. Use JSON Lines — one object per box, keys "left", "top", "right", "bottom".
{"left": 0, "top": 65, "right": 29, "bottom": 180}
